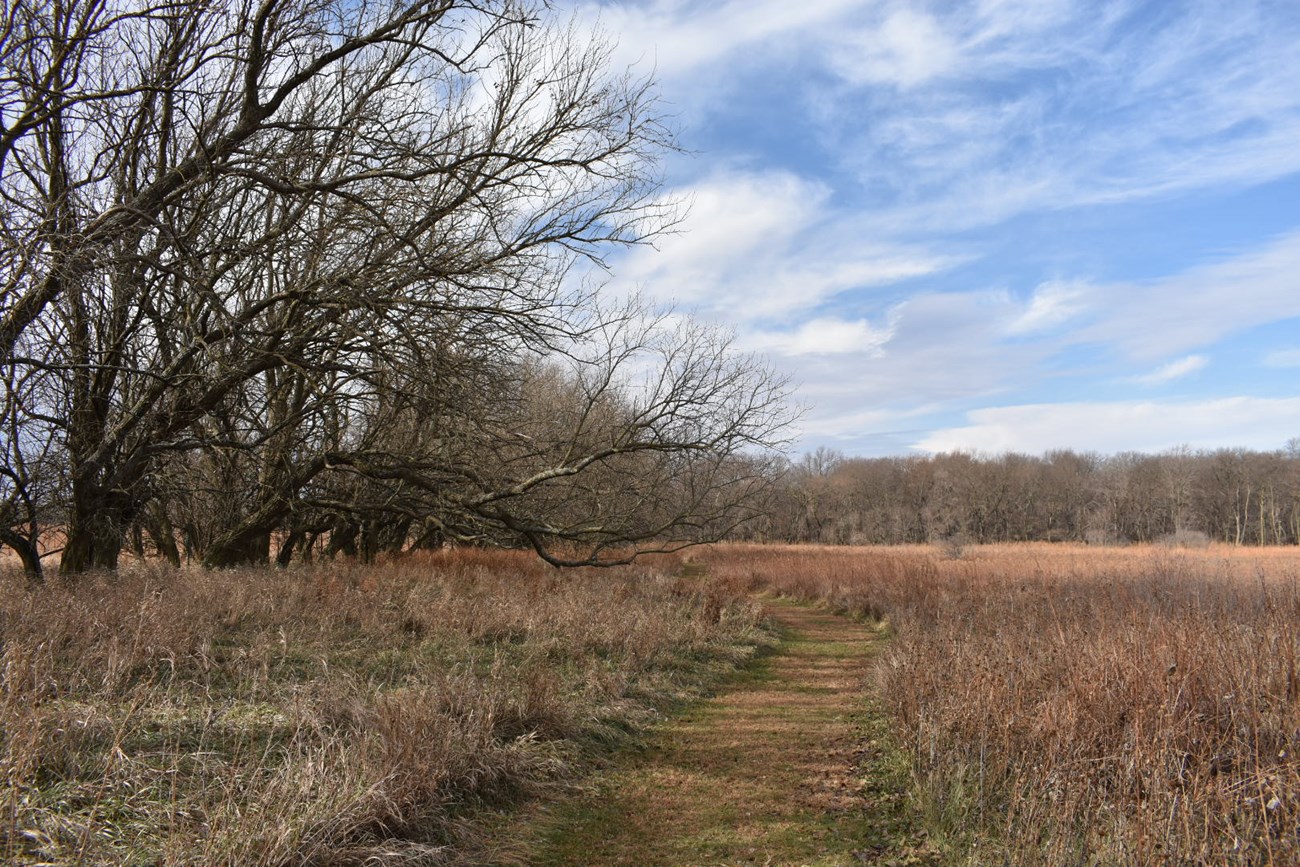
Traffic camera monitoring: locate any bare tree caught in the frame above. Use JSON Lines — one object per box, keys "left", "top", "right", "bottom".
{"left": 765, "top": 444, "right": 1300, "bottom": 548}
{"left": 303, "top": 305, "right": 794, "bottom": 566}
{"left": 1, "top": 0, "right": 794, "bottom": 576}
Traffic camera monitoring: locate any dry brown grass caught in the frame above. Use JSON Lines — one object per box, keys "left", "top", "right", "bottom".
{"left": 0, "top": 548, "right": 768, "bottom": 865}
{"left": 696, "top": 542, "right": 1300, "bottom": 865}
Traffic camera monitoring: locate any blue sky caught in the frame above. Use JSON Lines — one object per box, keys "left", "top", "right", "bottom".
{"left": 574, "top": 0, "right": 1300, "bottom": 456}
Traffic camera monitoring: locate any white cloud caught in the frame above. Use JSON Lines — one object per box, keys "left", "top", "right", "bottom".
{"left": 742, "top": 316, "right": 894, "bottom": 357}
{"left": 612, "top": 169, "right": 958, "bottom": 321}
{"left": 789, "top": 228, "right": 1300, "bottom": 452}
{"left": 577, "top": 0, "right": 861, "bottom": 81}
{"left": 579, "top": 2, "right": 1300, "bottom": 230}
{"left": 1007, "top": 280, "right": 1090, "bottom": 334}
{"left": 777, "top": 225, "right": 1300, "bottom": 450}
{"left": 778, "top": 290, "right": 1057, "bottom": 446}
{"left": 915, "top": 397, "right": 1300, "bottom": 455}
{"left": 1079, "top": 230, "right": 1300, "bottom": 361}
{"left": 831, "top": 9, "right": 960, "bottom": 88}
{"left": 1264, "top": 349, "right": 1300, "bottom": 368}
{"left": 798, "top": 403, "right": 941, "bottom": 440}
{"left": 825, "top": 1, "right": 1300, "bottom": 230}
{"left": 1131, "top": 354, "right": 1208, "bottom": 385}
{"left": 618, "top": 217, "right": 1300, "bottom": 456}
{"left": 573, "top": 2, "right": 1300, "bottom": 457}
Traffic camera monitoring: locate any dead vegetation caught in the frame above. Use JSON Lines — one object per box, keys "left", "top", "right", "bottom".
{"left": 0, "top": 549, "right": 767, "bottom": 865}
{"left": 696, "top": 543, "right": 1300, "bottom": 864}
{"left": 10, "top": 541, "right": 1298, "bottom": 864}
{"left": 522, "top": 601, "right": 925, "bottom": 866}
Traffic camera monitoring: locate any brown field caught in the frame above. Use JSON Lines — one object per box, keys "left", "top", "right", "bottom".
{"left": 5, "top": 542, "right": 1298, "bottom": 865}
{"left": 0, "top": 549, "right": 768, "bottom": 865}
{"left": 696, "top": 542, "right": 1300, "bottom": 864}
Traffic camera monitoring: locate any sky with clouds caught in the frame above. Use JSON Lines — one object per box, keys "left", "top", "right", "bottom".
{"left": 572, "top": 0, "right": 1300, "bottom": 457}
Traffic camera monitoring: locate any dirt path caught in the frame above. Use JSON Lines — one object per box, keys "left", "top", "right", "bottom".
{"left": 514, "top": 599, "right": 919, "bottom": 866}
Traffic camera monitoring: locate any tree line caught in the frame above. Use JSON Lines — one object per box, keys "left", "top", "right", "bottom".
{"left": 0, "top": 0, "right": 790, "bottom": 580}
{"left": 760, "top": 445, "right": 1300, "bottom": 547}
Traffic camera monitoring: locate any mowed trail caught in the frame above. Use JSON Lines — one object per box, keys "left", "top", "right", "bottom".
{"left": 519, "top": 600, "right": 907, "bottom": 866}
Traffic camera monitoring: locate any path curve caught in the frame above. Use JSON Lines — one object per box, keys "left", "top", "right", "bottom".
{"left": 520, "top": 599, "right": 901, "bottom": 866}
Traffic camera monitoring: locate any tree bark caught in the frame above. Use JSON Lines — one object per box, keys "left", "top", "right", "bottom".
{"left": 60, "top": 488, "right": 129, "bottom": 573}
{"left": 0, "top": 529, "right": 42, "bottom": 582}
{"left": 203, "top": 528, "right": 273, "bottom": 569}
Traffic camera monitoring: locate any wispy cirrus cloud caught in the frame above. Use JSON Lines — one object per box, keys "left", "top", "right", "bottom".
{"left": 578, "top": 1, "right": 1300, "bottom": 455}
{"left": 1006, "top": 281, "right": 1090, "bottom": 335}
{"left": 778, "top": 230, "right": 1300, "bottom": 451}
{"left": 577, "top": 0, "right": 861, "bottom": 81}
{"left": 833, "top": 2, "right": 1300, "bottom": 228}
{"left": 1077, "top": 230, "right": 1300, "bottom": 362}
{"left": 1264, "top": 349, "right": 1300, "bottom": 368}
{"left": 586, "top": 1, "right": 1300, "bottom": 228}
{"left": 828, "top": 7, "right": 961, "bottom": 88}
{"left": 611, "top": 169, "right": 959, "bottom": 322}
{"left": 740, "top": 317, "right": 894, "bottom": 357}
{"left": 1130, "top": 355, "right": 1208, "bottom": 385}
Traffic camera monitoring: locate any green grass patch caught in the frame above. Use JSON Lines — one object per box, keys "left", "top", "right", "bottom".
{"left": 520, "top": 600, "right": 936, "bottom": 866}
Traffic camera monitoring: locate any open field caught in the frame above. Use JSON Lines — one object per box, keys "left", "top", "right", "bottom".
{"left": 696, "top": 542, "right": 1300, "bottom": 864}
{"left": 0, "top": 550, "right": 769, "bottom": 865}
{"left": 5, "top": 542, "right": 1298, "bottom": 865}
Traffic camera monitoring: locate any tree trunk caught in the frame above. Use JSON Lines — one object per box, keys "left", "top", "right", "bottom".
{"left": 203, "top": 528, "right": 273, "bottom": 569}
{"left": 358, "top": 523, "right": 379, "bottom": 564}
{"left": 60, "top": 493, "right": 127, "bottom": 574}
{"left": 276, "top": 530, "right": 305, "bottom": 567}
{"left": 144, "top": 505, "right": 182, "bottom": 567}
{"left": 300, "top": 532, "right": 319, "bottom": 563}
{"left": 129, "top": 522, "right": 146, "bottom": 558}
{"left": 0, "top": 529, "right": 43, "bottom": 583}
{"left": 325, "top": 522, "right": 359, "bottom": 558}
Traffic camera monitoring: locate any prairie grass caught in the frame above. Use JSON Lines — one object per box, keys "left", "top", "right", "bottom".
{"left": 697, "top": 542, "right": 1300, "bottom": 864}
{"left": 0, "top": 548, "right": 768, "bottom": 865}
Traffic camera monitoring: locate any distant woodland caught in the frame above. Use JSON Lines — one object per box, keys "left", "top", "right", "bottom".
{"left": 761, "top": 445, "right": 1300, "bottom": 546}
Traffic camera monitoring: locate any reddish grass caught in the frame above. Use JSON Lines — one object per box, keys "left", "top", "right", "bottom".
{"left": 696, "top": 542, "right": 1300, "bottom": 864}
{"left": 0, "top": 548, "right": 767, "bottom": 865}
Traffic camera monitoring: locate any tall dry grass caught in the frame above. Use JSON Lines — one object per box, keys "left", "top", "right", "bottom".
{"left": 698, "top": 543, "right": 1300, "bottom": 864}
{"left": 0, "top": 549, "right": 767, "bottom": 865}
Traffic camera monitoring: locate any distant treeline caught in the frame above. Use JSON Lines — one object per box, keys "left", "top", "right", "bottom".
{"left": 758, "top": 445, "right": 1300, "bottom": 546}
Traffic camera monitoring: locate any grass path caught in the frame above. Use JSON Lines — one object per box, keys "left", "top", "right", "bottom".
{"left": 507, "top": 599, "right": 928, "bottom": 866}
